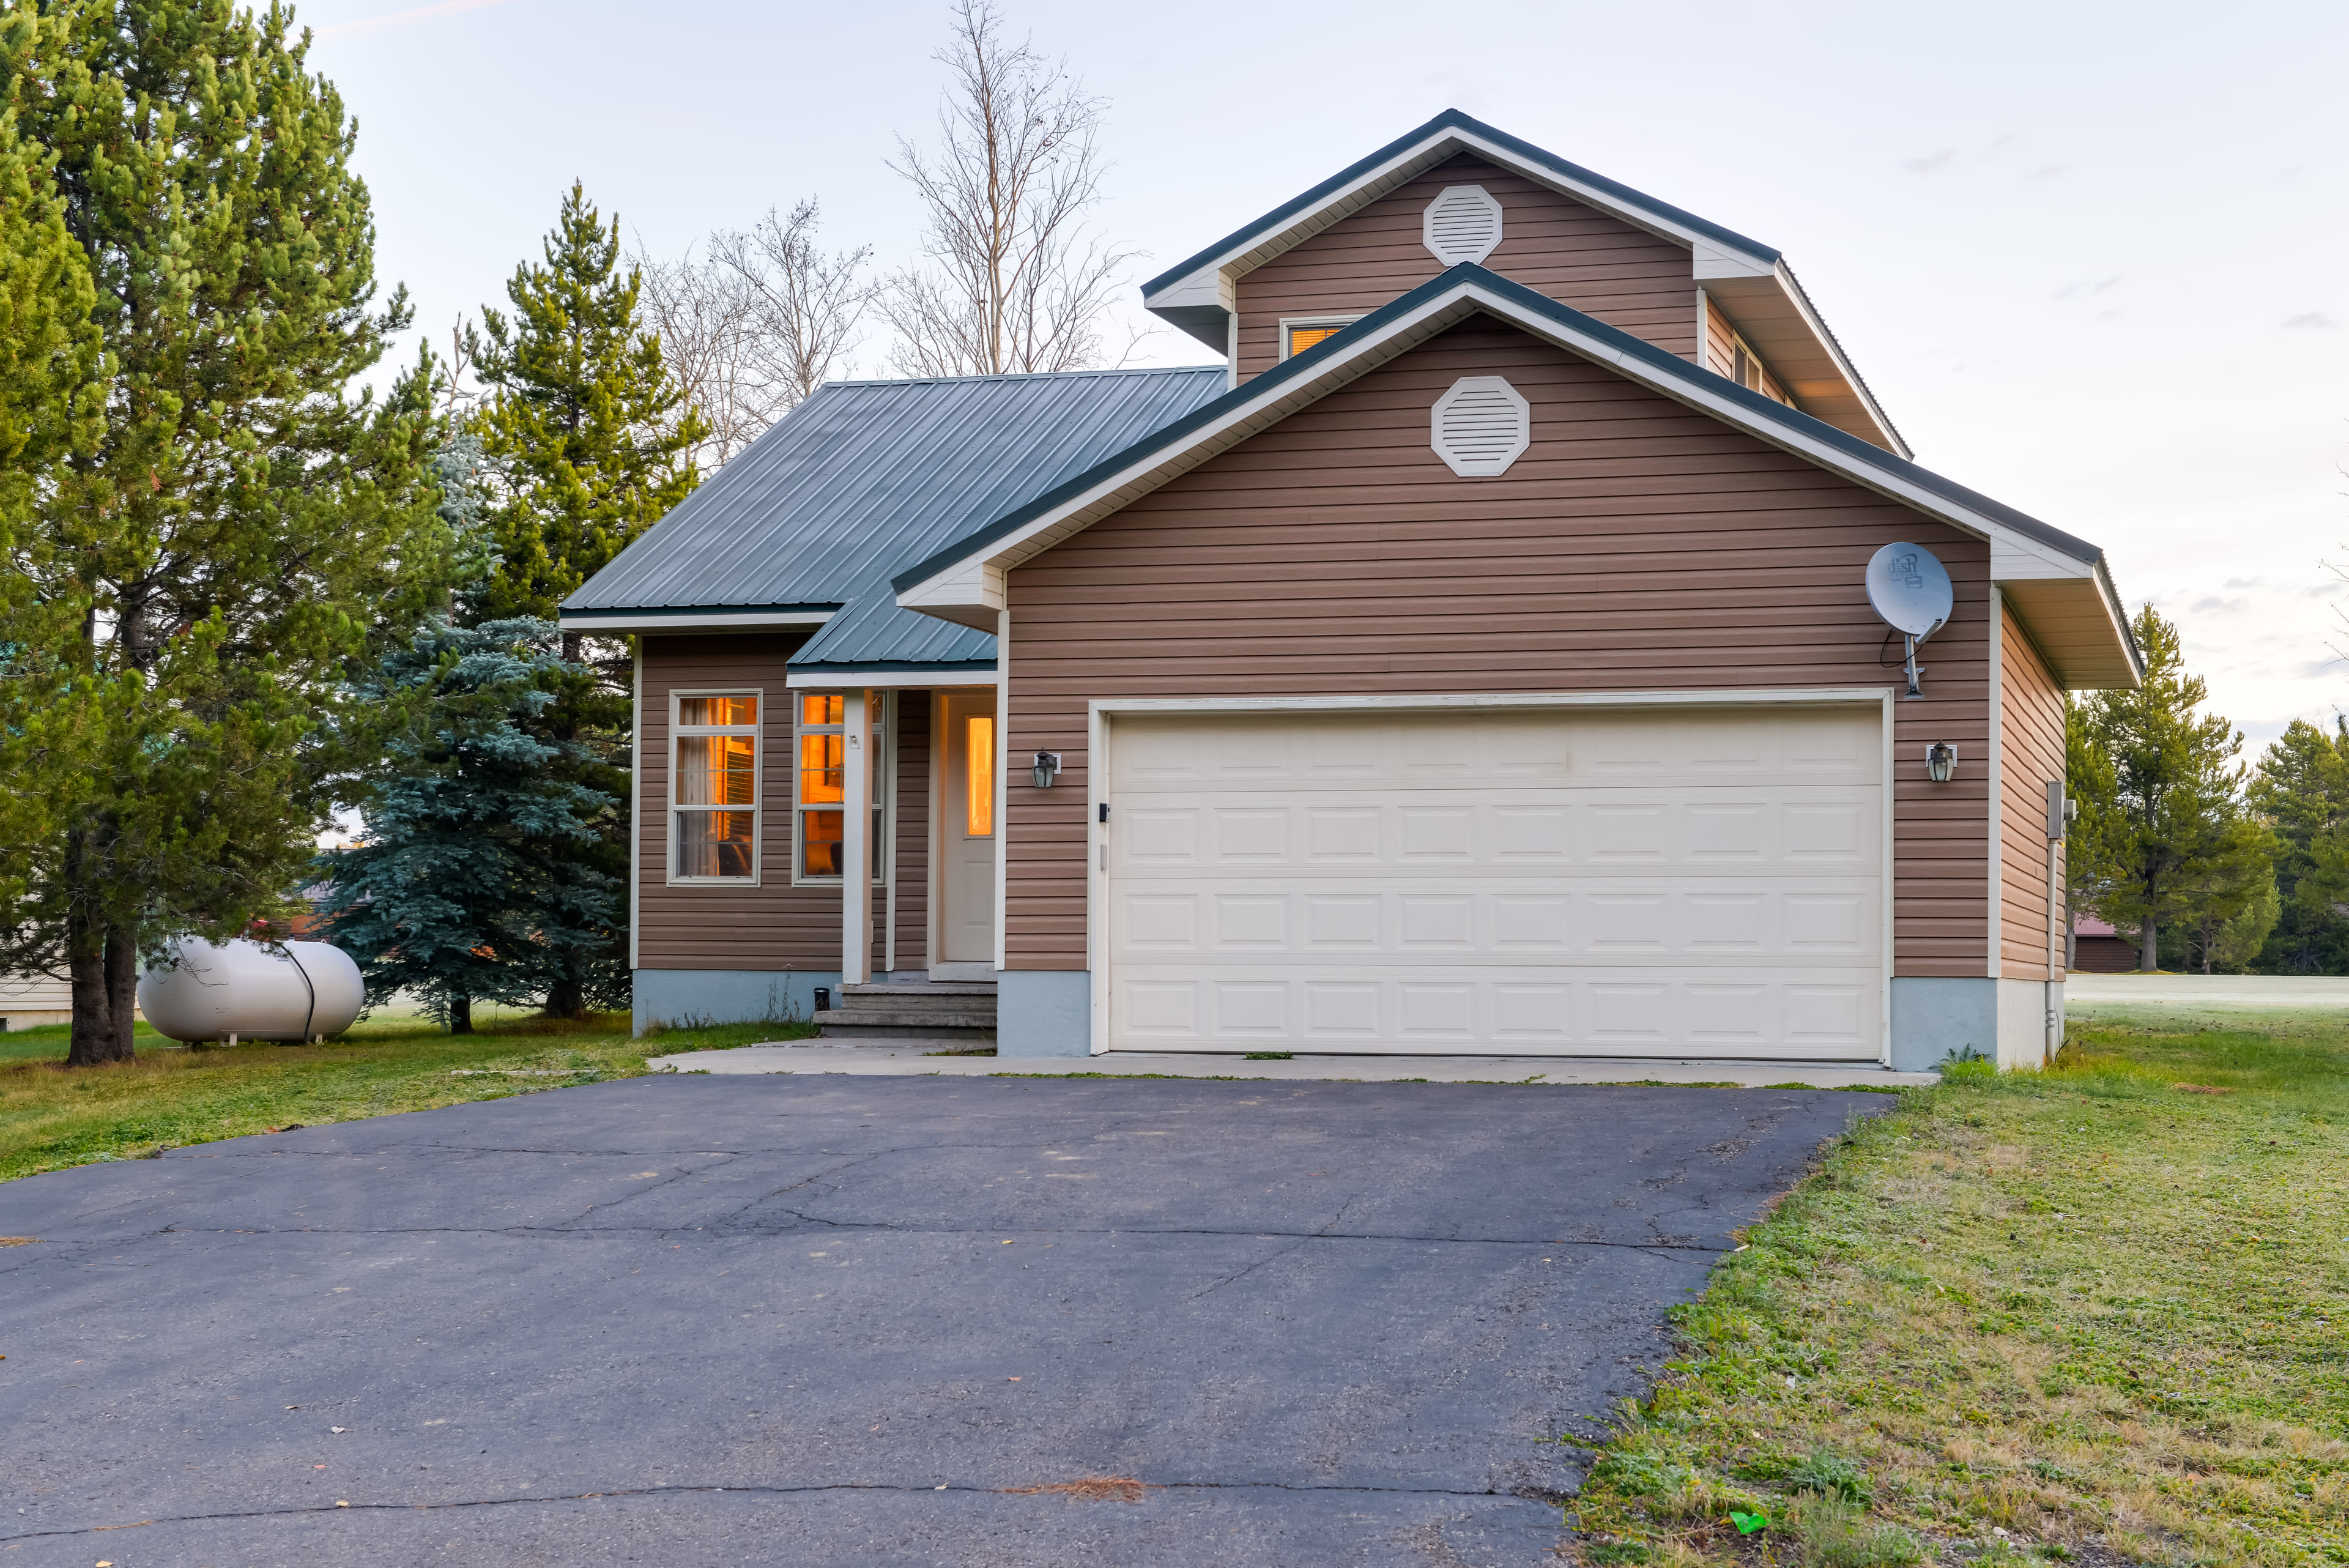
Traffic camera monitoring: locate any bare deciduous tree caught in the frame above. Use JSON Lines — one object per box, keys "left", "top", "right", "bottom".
{"left": 634, "top": 203, "right": 872, "bottom": 469}
{"left": 710, "top": 201, "right": 875, "bottom": 409}
{"left": 878, "top": 0, "right": 1141, "bottom": 377}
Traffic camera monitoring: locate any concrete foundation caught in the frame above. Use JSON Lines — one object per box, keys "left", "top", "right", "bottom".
{"left": 631, "top": 969, "right": 837, "bottom": 1038}
{"left": 1890, "top": 976, "right": 2061, "bottom": 1071}
{"left": 998, "top": 970, "right": 1091, "bottom": 1057}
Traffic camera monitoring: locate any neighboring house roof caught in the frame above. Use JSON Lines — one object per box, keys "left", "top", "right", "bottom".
{"left": 559, "top": 366, "right": 1229, "bottom": 675}
{"left": 896, "top": 265, "right": 2142, "bottom": 689}
{"left": 1139, "top": 108, "right": 1907, "bottom": 458}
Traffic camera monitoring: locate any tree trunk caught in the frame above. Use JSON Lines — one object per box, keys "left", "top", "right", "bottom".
{"left": 449, "top": 993, "right": 473, "bottom": 1035}
{"left": 63, "top": 830, "right": 132, "bottom": 1068}
{"left": 2140, "top": 919, "right": 2159, "bottom": 973}
{"left": 105, "top": 916, "right": 139, "bottom": 1058}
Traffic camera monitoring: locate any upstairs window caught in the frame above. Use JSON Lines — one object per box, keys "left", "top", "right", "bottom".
{"left": 1280, "top": 316, "right": 1362, "bottom": 360}
{"left": 673, "top": 694, "right": 759, "bottom": 882}
{"left": 1729, "top": 337, "right": 1794, "bottom": 406}
{"left": 795, "top": 693, "right": 887, "bottom": 884}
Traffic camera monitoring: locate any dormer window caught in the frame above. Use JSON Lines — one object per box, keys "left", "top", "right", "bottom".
{"left": 1280, "top": 316, "right": 1361, "bottom": 360}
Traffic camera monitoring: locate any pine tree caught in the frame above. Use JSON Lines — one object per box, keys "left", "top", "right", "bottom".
{"left": 0, "top": 43, "right": 107, "bottom": 926}
{"left": 2246, "top": 718, "right": 2349, "bottom": 972}
{"left": 2075, "top": 608, "right": 2271, "bottom": 972}
{"left": 464, "top": 184, "right": 702, "bottom": 1016}
{"left": 470, "top": 182, "right": 705, "bottom": 628}
{"left": 313, "top": 618, "right": 624, "bottom": 1033}
{"left": 2, "top": 1, "right": 451, "bottom": 1065}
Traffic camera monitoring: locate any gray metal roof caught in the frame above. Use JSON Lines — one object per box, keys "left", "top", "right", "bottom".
{"left": 563, "top": 365, "right": 1229, "bottom": 671}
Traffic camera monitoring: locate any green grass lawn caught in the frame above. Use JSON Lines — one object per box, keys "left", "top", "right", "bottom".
{"left": 1568, "top": 1005, "right": 2349, "bottom": 1568}
{"left": 0, "top": 1009, "right": 813, "bottom": 1185}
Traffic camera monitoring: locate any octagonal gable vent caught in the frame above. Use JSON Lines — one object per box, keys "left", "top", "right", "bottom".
{"left": 1431, "top": 376, "right": 1531, "bottom": 477}
{"left": 1423, "top": 185, "right": 1504, "bottom": 266}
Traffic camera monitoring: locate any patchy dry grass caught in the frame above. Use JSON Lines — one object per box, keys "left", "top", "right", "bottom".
{"left": 1567, "top": 1006, "right": 2349, "bottom": 1567}
{"left": 0, "top": 1009, "right": 814, "bottom": 1183}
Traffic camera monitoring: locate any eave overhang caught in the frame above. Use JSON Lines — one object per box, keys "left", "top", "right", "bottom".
{"left": 1141, "top": 108, "right": 1907, "bottom": 459}
{"left": 555, "top": 604, "right": 837, "bottom": 636}
{"left": 899, "top": 266, "right": 2142, "bottom": 689}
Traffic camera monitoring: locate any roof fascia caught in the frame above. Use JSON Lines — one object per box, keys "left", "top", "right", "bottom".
{"left": 1141, "top": 110, "right": 1779, "bottom": 341}
{"left": 555, "top": 605, "right": 837, "bottom": 634}
{"left": 785, "top": 662, "right": 998, "bottom": 690}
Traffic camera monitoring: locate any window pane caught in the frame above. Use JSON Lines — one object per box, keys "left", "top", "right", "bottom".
{"left": 676, "top": 810, "right": 754, "bottom": 879}
{"left": 801, "top": 809, "right": 844, "bottom": 877}
{"left": 680, "top": 696, "right": 757, "bottom": 727}
{"left": 800, "top": 693, "right": 843, "bottom": 728}
{"left": 965, "top": 714, "right": 995, "bottom": 837}
{"left": 799, "top": 732, "right": 845, "bottom": 804}
{"left": 675, "top": 734, "right": 755, "bottom": 806}
{"left": 1288, "top": 325, "right": 1343, "bottom": 355}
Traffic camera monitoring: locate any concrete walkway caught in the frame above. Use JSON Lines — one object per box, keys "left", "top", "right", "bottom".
{"left": 648, "top": 1042, "right": 1935, "bottom": 1089}
{"left": 2066, "top": 974, "right": 2349, "bottom": 1008}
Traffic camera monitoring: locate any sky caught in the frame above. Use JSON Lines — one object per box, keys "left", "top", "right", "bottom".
{"left": 296, "top": 0, "right": 2348, "bottom": 752}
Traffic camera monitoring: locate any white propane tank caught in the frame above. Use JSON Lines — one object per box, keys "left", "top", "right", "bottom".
{"left": 136, "top": 938, "right": 365, "bottom": 1044}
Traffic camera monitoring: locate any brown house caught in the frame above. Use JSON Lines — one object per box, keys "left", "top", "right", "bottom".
{"left": 562, "top": 111, "right": 2139, "bottom": 1071}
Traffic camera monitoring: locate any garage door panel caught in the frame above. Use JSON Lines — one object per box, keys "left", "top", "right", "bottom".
{"left": 1113, "top": 792, "right": 1878, "bottom": 872}
{"left": 1104, "top": 707, "right": 1883, "bottom": 1059}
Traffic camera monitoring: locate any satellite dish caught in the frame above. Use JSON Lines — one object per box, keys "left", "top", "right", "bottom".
{"left": 1866, "top": 543, "right": 1953, "bottom": 639}
{"left": 1865, "top": 543, "right": 1953, "bottom": 700}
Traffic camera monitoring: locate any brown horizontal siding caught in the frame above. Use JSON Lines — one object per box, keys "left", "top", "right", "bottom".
{"left": 1004, "top": 316, "right": 1991, "bottom": 976}
{"left": 636, "top": 634, "right": 882, "bottom": 973}
{"left": 1235, "top": 154, "right": 1696, "bottom": 380}
{"left": 1999, "top": 605, "right": 2068, "bottom": 980}
{"left": 890, "top": 690, "right": 931, "bottom": 973}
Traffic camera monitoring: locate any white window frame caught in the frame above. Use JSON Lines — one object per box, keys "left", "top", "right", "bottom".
{"left": 1277, "top": 314, "right": 1364, "bottom": 361}
{"left": 792, "top": 691, "right": 889, "bottom": 887}
{"left": 667, "top": 688, "right": 763, "bottom": 886}
{"left": 1727, "top": 331, "right": 1794, "bottom": 407}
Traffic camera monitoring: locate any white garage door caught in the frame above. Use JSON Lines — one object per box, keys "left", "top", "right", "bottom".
{"left": 1103, "top": 704, "right": 1884, "bottom": 1060}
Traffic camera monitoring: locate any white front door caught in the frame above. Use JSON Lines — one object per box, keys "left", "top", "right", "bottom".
{"left": 935, "top": 695, "right": 998, "bottom": 973}
{"left": 1102, "top": 703, "right": 1885, "bottom": 1059}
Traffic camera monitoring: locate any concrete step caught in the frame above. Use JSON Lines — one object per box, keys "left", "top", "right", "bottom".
{"left": 842, "top": 981, "right": 997, "bottom": 998}
{"left": 831, "top": 998, "right": 996, "bottom": 1022}
{"left": 815, "top": 1008, "right": 996, "bottom": 1034}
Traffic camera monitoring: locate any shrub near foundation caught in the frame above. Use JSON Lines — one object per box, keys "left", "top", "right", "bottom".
{"left": 1566, "top": 1009, "right": 2349, "bottom": 1567}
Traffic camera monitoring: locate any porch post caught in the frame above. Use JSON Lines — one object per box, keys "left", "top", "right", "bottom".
{"left": 841, "top": 688, "right": 873, "bottom": 986}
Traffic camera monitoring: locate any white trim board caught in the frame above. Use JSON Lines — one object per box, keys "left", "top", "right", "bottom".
{"left": 561, "top": 609, "right": 834, "bottom": 634}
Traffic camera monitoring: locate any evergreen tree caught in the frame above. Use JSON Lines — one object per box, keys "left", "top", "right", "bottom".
{"left": 2075, "top": 607, "right": 2271, "bottom": 971}
{"left": 2246, "top": 718, "right": 2349, "bottom": 972}
{"left": 470, "top": 181, "right": 705, "bottom": 628}
{"left": 462, "top": 184, "right": 701, "bottom": 1016}
{"left": 0, "top": 48, "right": 107, "bottom": 923}
{"left": 313, "top": 618, "right": 624, "bottom": 1033}
{"left": 2, "top": 2, "right": 450, "bottom": 1065}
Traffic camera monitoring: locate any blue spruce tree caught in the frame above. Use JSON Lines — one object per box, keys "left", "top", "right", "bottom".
{"left": 313, "top": 615, "right": 625, "bottom": 1033}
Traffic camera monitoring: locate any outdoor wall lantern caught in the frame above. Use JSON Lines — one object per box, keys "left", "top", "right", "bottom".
{"left": 1924, "top": 741, "right": 1958, "bottom": 783}
{"left": 1031, "top": 750, "right": 1062, "bottom": 789}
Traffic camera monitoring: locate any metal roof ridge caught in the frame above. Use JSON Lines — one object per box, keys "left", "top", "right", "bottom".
{"left": 1140, "top": 108, "right": 1781, "bottom": 301}
{"left": 818, "top": 364, "right": 1225, "bottom": 389}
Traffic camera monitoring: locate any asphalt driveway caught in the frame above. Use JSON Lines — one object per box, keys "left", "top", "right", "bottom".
{"left": 0, "top": 1076, "right": 1883, "bottom": 1566}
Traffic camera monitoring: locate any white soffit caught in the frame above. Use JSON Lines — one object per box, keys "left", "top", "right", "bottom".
{"left": 1431, "top": 376, "right": 1530, "bottom": 476}
{"left": 1423, "top": 185, "right": 1504, "bottom": 266}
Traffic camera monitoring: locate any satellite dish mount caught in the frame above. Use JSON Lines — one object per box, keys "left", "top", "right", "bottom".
{"left": 1864, "top": 543, "right": 1954, "bottom": 700}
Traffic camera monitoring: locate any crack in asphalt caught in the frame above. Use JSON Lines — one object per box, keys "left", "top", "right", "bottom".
{"left": 1184, "top": 1194, "right": 1363, "bottom": 1302}
{"left": 0, "top": 1477, "right": 1563, "bottom": 1540}
{"left": 1, "top": 1216, "right": 1717, "bottom": 1253}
